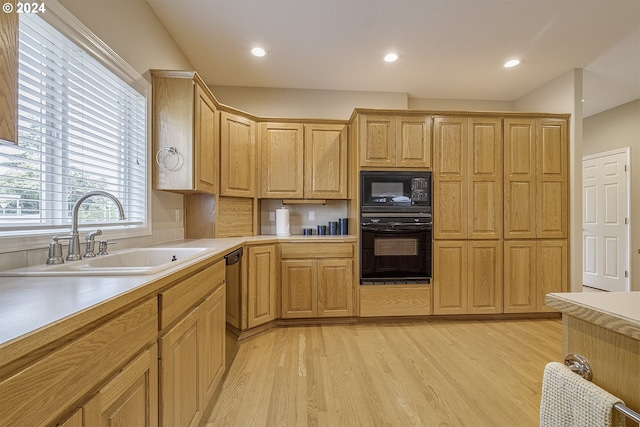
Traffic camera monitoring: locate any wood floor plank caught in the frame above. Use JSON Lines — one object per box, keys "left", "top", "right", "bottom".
{"left": 206, "top": 319, "right": 562, "bottom": 427}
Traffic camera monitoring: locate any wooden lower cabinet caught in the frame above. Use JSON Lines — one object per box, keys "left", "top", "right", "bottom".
{"left": 158, "top": 259, "right": 226, "bottom": 427}
{"left": 0, "top": 299, "right": 157, "bottom": 427}
{"left": 280, "top": 242, "right": 355, "bottom": 319}
{"left": 202, "top": 285, "right": 226, "bottom": 402}
{"left": 433, "top": 240, "right": 502, "bottom": 315}
{"left": 281, "top": 258, "right": 354, "bottom": 318}
{"left": 84, "top": 344, "right": 158, "bottom": 427}
{"left": 503, "top": 240, "right": 567, "bottom": 313}
{"left": 247, "top": 244, "right": 277, "bottom": 328}
{"left": 159, "top": 305, "right": 204, "bottom": 427}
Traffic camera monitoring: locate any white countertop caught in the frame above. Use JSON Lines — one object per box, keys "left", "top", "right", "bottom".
{"left": 545, "top": 291, "right": 640, "bottom": 340}
{"left": 0, "top": 235, "right": 356, "bottom": 356}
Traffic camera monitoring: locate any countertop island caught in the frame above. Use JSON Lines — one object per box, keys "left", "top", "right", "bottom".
{"left": 545, "top": 291, "right": 639, "bottom": 418}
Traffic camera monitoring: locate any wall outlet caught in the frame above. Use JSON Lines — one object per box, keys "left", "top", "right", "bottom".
{"left": 174, "top": 209, "right": 181, "bottom": 222}
{"left": 309, "top": 211, "right": 315, "bottom": 221}
{"left": 269, "top": 211, "right": 276, "bottom": 221}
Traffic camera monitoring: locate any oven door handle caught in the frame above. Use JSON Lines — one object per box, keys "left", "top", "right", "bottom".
{"left": 362, "top": 224, "right": 432, "bottom": 232}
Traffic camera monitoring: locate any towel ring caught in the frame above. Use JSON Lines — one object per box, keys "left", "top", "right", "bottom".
{"left": 564, "top": 354, "right": 592, "bottom": 381}
{"left": 155, "top": 146, "right": 181, "bottom": 170}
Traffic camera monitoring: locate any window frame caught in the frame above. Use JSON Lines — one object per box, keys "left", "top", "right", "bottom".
{"left": 0, "top": 0, "right": 151, "bottom": 253}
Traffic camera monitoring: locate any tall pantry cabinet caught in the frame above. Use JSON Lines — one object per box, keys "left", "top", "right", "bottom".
{"left": 433, "top": 114, "right": 568, "bottom": 315}
{"left": 432, "top": 116, "right": 503, "bottom": 315}
{"left": 503, "top": 118, "right": 568, "bottom": 313}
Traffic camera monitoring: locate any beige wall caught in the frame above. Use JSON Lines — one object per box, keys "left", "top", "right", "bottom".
{"left": 409, "top": 98, "right": 513, "bottom": 112}
{"left": 583, "top": 99, "right": 640, "bottom": 290}
{"left": 210, "top": 86, "right": 408, "bottom": 120}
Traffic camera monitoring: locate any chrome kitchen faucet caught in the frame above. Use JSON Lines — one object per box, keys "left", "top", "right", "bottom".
{"left": 65, "top": 191, "right": 126, "bottom": 261}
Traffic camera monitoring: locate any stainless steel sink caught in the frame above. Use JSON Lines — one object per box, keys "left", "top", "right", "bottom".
{"left": 0, "top": 247, "right": 217, "bottom": 276}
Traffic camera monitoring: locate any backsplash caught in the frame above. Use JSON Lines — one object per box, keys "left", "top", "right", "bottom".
{"left": 260, "top": 199, "right": 349, "bottom": 235}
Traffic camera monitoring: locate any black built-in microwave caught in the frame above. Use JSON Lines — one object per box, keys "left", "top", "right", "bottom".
{"left": 360, "top": 171, "right": 432, "bottom": 214}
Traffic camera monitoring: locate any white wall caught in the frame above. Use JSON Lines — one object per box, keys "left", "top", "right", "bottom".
{"left": 513, "top": 69, "right": 583, "bottom": 292}
{"left": 583, "top": 99, "right": 640, "bottom": 290}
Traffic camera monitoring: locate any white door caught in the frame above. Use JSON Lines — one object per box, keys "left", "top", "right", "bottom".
{"left": 582, "top": 149, "right": 630, "bottom": 292}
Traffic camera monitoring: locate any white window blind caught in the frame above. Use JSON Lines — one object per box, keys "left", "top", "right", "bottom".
{"left": 0, "top": 12, "right": 147, "bottom": 235}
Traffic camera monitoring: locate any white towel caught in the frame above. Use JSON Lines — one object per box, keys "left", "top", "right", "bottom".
{"left": 540, "top": 362, "right": 626, "bottom": 427}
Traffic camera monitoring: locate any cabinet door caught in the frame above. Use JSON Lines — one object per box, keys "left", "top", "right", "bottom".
{"left": 202, "top": 284, "right": 226, "bottom": 403}
{"left": 503, "top": 240, "right": 537, "bottom": 313}
{"left": 58, "top": 409, "right": 83, "bottom": 427}
{"left": 537, "top": 240, "right": 568, "bottom": 312}
{"left": 247, "top": 245, "right": 277, "bottom": 328}
{"left": 159, "top": 307, "right": 204, "bottom": 427}
{"left": 304, "top": 124, "right": 348, "bottom": 199}
{"left": 220, "top": 112, "right": 256, "bottom": 197}
{"left": 318, "top": 259, "right": 354, "bottom": 317}
{"left": 395, "top": 116, "right": 431, "bottom": 168}
{"left": 433, "top": 117, "right": 467, "bottom": 239}
{"left": 468, "top": 118, "right": 503, "bottom": 239}
{"left": 281, "top": 259, "right": 317, "bottom": 318}
{"left": 504, "top": 119, "right": 536, "bottom": 239}
{"left": 359, "top": 115, "right": 396, "bottom": 167}
{"left": 84, "top": 345, "right": 158, "bottom": 427}
{"left": 259, "top": 123, "right": 304, "bottom": 198}
{"left": 0, "top": 5, "right": 18, "bottom": 144}
{"left": 433, "top": 240, "right": 467, "bottom": 314}
{"left": 468, "top": 241, "right": 503, "bottom": 314}
{"left": 537, "top": 119, "right": 568, "bottom": 238}
{"left": 194, "top": 82, "right": 218, "bottom": 194}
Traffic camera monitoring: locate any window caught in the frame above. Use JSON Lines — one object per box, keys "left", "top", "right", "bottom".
{"left": 0, "top": 8, "right": 148, "bottom": 243}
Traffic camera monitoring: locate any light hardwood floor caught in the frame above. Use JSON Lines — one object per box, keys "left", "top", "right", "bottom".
{"left": 206, "top": 318, "right": 562, "bottom": 427}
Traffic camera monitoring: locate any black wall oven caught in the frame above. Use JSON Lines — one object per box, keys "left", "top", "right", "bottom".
{"left": 361, "top": 215, "right": 432, "bottom": 284}
{"left": 360, "top": 171, "right": 433, "bottom": 284}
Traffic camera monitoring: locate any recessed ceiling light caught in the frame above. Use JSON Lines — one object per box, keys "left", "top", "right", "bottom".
{"left": 251, "top": 47, "right": 267, "bottom": 57}
{"left": 384, "top": 53, "right": 399, "bottom": 63}
{"left": 504, "top": 59, "right": 521, "bottom": 68}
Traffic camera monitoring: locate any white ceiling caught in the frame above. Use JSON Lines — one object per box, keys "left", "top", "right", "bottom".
{"left": 147, "top": 0, "right": 640, "bottom": 117}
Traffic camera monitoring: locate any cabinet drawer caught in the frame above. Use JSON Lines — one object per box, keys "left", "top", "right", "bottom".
{"left": 159, "top": 259, "right": 225, "bottom": 330}
{"left": 360, "top": 285, "right": 431, "bottom": 317}
{"left": 280, "top": 242, "right": 353, "bottom": 259}
{"left": 0, "top": 298, "right": 157, "bottom": 427}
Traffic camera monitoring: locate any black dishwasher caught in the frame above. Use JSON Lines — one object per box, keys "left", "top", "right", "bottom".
{"left": 224, "top": 247, "right": 243, "bottom": 369}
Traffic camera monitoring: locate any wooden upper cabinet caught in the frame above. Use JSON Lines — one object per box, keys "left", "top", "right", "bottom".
{"left": 433, "top": 116, "right": 468, "bottom": 239}
{"left": 304, "top": 124, "right": 348, "bottom": 199}
{"left": 151, "top": 71, "right": 219, "bottom": 194}
{"left": 359, "top": 115, "right": 395, "bottom": 167}
{"left": 504, "top": 118, "right": 568, "bottom": 239}
{"left": 537, "top": 118, "right": 568, "bottom": 239}
{"left": 194, "top": 83, "right": 218, "bottom": 193}
{"left": 220, "top": 112, "right": 256, "bottom": 197}
{"left": 359, "top": 114, "right": 431, "bottom": 168}
{"left": 259, "top": 122, "right": 304, "bottom": 198}
{"left": 468, "top": 118, "right": 503, "bottom": 239}
{"left": 0, "top": 5, "right": 18, "bottom": 144}
{"left": 396, "top": 116, "right": 431, "bottom": 168}
{"left": 434, "top": 116, "right": 502, "bottom": 240}
{"left": 504, "top": 118, "right": 537, "bottom": 239}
